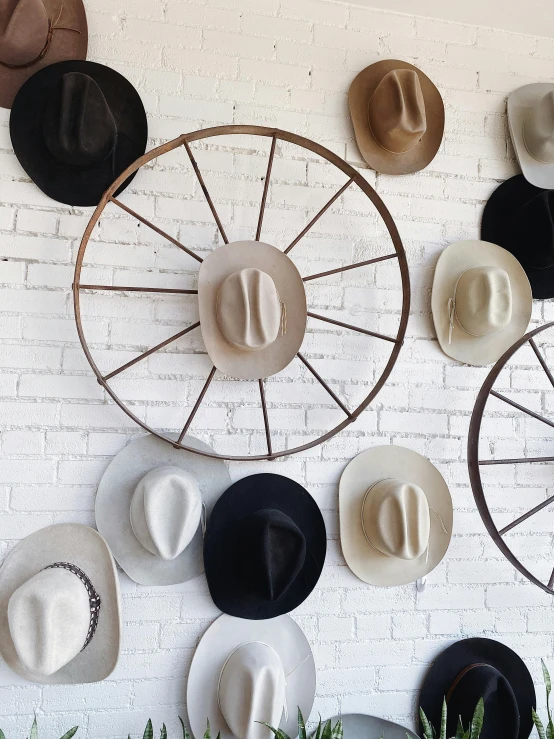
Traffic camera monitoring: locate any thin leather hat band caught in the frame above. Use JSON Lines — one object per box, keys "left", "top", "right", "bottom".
{"left": 445, "top": 663, "right": 490, "bottom": 703}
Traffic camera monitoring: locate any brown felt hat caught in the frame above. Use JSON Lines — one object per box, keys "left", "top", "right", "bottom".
{"left": 349, "top": 59, "right": 444, "bottom": 175}
{"left": 0, "top": 0, "right": 88, "bottom": 109}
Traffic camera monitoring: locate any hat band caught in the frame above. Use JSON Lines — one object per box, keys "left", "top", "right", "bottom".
{"left": 42, "top": 561, "right": 101, "bottom": 651}
{"left": 445, "top": 663, "right": 489, "bottom": 703}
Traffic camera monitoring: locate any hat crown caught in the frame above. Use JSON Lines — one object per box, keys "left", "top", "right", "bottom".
{"left": 362, "top": 479, "right": 430, "bottom": 560}
{"left": 524, "top": 90, "right": 554, "bottom": 164}
{"left": 130, "top": 466, "right": 202, "bottom": 561}
{"left": 368, "top": 69, "right": 427, "bottom": 154}
{"left": 0, "top": 0, "right": 48, "bottom": 66}
{"left": 216, "top": 268, "right": 283, "bottom": 352}
{"left": 517, "top": 190, "right": 554, "bottom": 269}
{"left": 454, "top": 266, "right": 512, "bottom": 337}
{"left": 218, "top": 642, "right": 286, "bottom": 739}
{"left": 42, "top": 72, "right": 117, "bottom": 167}
{"left": 7, "top": 568, "right": 90, "bottom": 676}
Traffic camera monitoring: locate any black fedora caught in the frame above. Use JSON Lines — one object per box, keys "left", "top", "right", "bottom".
{"left": 482, "top": 174, "right": 554, "bottom": 299}
{"left": 10, "top": 60, "right": 147, "bottom": 206}
{"left": 419, "top": 638, "right": 535, "bottom": 739}
{"left": 203, "top": 473, "right": 327, "bottom": 620}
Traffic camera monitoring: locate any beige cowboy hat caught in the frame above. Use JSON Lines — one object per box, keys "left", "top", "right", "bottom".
{"left": 0, "top": 523, "right": 121, "bottom": 684}
{"left": 508, "top": 83, "right": 554, "bottom": 189}
{"left": 0, "top": 0, "right": 88, "bottom": 109}
{"left": 198, "top": 241, "right": 307, "bottom": 380}
{"left": 339, "top": 446, "right": 452, "bottom": 586}
{"left": 348, "top": 59, "right": 444, "bottom": 175}
{"left": 432, "top": 240, "right": 532, "bottom": 367}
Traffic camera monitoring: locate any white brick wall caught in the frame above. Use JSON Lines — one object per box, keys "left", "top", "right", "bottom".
{"left": 2, "top": 0, "right": 554, "bottom": 736}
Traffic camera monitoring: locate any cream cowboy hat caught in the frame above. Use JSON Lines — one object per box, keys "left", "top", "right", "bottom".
{"left": 431, "top": 241, "right": 532, "bottom": 367}
{"left": 508, "top": 83, "right": 554, "bottom": 189}
{"left": 187, "top": 614, "right": 316, "bottom": 739}
{"left": 95, "top": 433, "right": 231, "bottom": 586}
{"left": 198, "top": 241, "right": 307, "bottom": 380}
{"left": 0, "top": 523, "right": 121, "bottom": 684}
{"left": 339, "top": 446, "right": 452, "bottom": 587}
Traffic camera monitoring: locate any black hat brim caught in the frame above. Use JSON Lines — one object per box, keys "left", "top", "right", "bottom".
{"left": 418, "top": 638, "right": 535, "bottom": 739}
{"left": 10, "top": 60, "right": 147, "bottom": 207}
{"left": 203, "top": 473, "right": 327, "bottom": 620}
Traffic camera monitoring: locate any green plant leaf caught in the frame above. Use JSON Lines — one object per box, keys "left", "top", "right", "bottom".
{"left": 203, "top": 721, "right": 211, "bottom": 739}
{"left": 313, "top": 718, "right": 322, "bottom": 739}
{"left": 59, "top": 728, "right": 78, "bottom": 739}
{"left": 419, "top": 708, "right": 435, "bottom": 739}
{"left": 534, "top": 710, "right": 547, "bottom": 739}
{"left": 469, "top": 698, "right": 484, "bottom": 739}
{"left": 258, "top": 723, "right": 290, "bottom": 739}
{"left": 160, "top": 725, "right": 167, "bottom": 739}
{"left": 179, "top": 718, "right": 190, "bottom": 739}
{"left": 0, "top": 730, "right": 6, "bottom": 739}
{"left": 454, "top": 716, "right": 465, "bottom": 739}
{"left": 29, "top": 717, "right": 38, "bottom": 739}
{"left": 143, "top": 720, "right": 153, "bottom": 739}
{"left": 298, "top": 709, "right": 306, "bottom": 739}
{"left": 440, "top": 699, "right": 447, "bottom": 739}
{"left": 330, "top": 718, "right": 342, "bottom": 739}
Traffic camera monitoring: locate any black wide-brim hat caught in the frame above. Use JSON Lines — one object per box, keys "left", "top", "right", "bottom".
{"left": 10, "top": 60, "right": 147, "bottom": 206}
{"left": 482, "top": 174, "right": 554, "bottom": 299}
{"left": 419, "top": 638, "right": 535, "bottom": 739}
{"left": 203, "top": 473, "right": 327, "bottom": 620}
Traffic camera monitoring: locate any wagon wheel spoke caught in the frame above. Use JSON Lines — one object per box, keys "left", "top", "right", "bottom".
{"left": 490, "top": 390, "right": 554, "bottom": 431}
{"left": 79, "top": 284, "right": 197, "bottom": 295}
{"left": 479, "top": 455, "right": 554, "bottom": 466}
{"left": 103, "top": 322, "right": 200, "bottom": 380}
{"left": 303, "top": 253, "right": 398, "bottom": 282}
{"left": 256, "top": 134, "right": 277, "bottom": 242}
{"left": 258, "top": 379, "right": 272, "bottom": 457}
{"left": 297, "top": 352, "right": 352, "bottom": 417}
{"left": 547, "top": 568, "right": 554, "bottom": 590}
{"left": 176, "top": 365, "right": 217, "bottom": 445}
{"left": 529, "top": 337, "right": 554, "bottom": 390}
{"left": 498, "top": 493, "right": 554, "bottom": 536}
{"left": 183, "top": 140, "right": 229, "bottom": 245}
{"left": 307, "top": 311, "right": 399, "bottom": 344}
{"left": 110, "top": 197, "right": 203, "bottom": 264}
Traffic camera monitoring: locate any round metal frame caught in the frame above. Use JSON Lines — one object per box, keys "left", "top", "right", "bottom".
{"left": 73, "top": 125, "right": 410, "bottom": 461}
{"left": 468, "top": 321, "right": 554, "bottom": 594}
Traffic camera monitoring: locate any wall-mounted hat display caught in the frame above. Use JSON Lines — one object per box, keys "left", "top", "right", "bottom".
{"left": 326, "top": 714, "right": 418, "bottom": 739}
{"left": 482, "top": 175, "right": 554, "bottom": 299}
{"left": 0, "top": 523, "right": 121, "bottom": 684}
{"left": 95, "top": 434, "right": 230, "bottom": 586}
{"left": 339, "top": 445, "right": 452, "bottom": 586}
{"left": 431, "top": 240, "right": 532, "bottom": 366}
{"left": 419, "top": 638, "right": 536, "bottom": 739}
{"left": 187, "top": 613, "right": 316, "bottom": 739}
{"left": 348, "top": 59, "right": 444, "bottom": 175}
{"left": 10, "top": 60, "right": 147, "bottom": 206}
{"left": 0, "top": 0, "right": 87, "bottom": 109}
{"left": 508, "top": 83, "right": 554, "bottom": 189}
{"left": 203, "top": 473, "right": 326, "bottom": 619}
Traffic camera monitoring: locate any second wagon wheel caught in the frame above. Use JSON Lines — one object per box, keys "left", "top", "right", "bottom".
{"left": 73, "top": 125, "right": 410, "bottom": 461}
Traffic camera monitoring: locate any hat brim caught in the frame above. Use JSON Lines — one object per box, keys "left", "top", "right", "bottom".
{"left": 0, "top": 523, "right": 121, "bottom": 684}
{"left": 431, "top": 240, "right": 532, "bottom": 366}
{"left": 508, "top": 83, "right": 554, "bottom": 189}
{"left": 95, "top": 434, "right": 231, "bottom": 586}
{"left": 326, "top": 714, "right": 418, "bottom": 739}
{"left": 203, "top": 473, "right": 327, "bottom": 619}
{"left": 418, "top": 637, "right": 536, "bottom": 739}
{"left": 10, "top": 60, "right": 147, "bottom": 206}
{"left": 0, "top": 0, "right": 88, "bottom": 110}
{"left": 339, "top": 446, "right": 452, "bottom": 586}
{"left": 198, "top": 241, "right": 307, "bottom": 381}
{"left": 348, "top": 59, "right": 444, "bottom": 175}
{"left": 186, "top": 614, "right": 316, "bottom": 739}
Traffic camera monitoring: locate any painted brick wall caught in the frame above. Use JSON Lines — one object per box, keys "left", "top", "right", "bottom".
{"left": 1, "top": 0, "right": 554, "bottom": 736}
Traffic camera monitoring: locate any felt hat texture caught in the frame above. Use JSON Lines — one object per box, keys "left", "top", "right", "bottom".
{"left": 198, "top": 241, "right": 307, "bottom": 381}
{"left": 482, "top": 174, "right": 554, "bottom": 299}
{"left": 0, "top": 0, "right": 87, "bottom": 109}
{"left": 10, "top": 60, "right": 147, "bottom": 206}
{"left": 95, "top": 433, "right": 231, "bottom": 586}
{"left": 326, "top": 714, "right": 418, "bottom": 739}
{"left": 431, "top": 240, "right": 532, "bottom": 366}
{"left": 0, "top": 523, "right": 121, "bottom": 684}
{"left": 339, "top": 446, "right": 452, "bottom": 586}
{"left": 203, "top": 473, "right": 327, "bottom": 620}
{"left": 508, "top": 83, "right": 554, "bottom": 189}
{"left": 187, "top": 614, "right": 316, "bottom": 739}
{"left": 348, "top": 59, "right": 444, "bottom": 175}
{"left": 419, "top": 637, "right": 536, "bottom": 739}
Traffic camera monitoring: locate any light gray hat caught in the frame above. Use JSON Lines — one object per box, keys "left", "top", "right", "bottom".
{"left": 508, "top": 83, "right": 554, "bottom": 188}
{"left": 326, "top": 714, "right": 418, "bottom": 739}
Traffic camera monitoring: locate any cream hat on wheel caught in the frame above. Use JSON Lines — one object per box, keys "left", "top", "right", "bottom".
{"left": 339, "top": 446, "right": 452, "bottom": 587}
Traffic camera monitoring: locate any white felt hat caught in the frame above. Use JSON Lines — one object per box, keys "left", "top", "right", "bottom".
{"left": 95, "top": 434, "right": 231, "bottom": 586}
{"left": 431, "top": 240, "right": 532, "bottom": 367}
{"left": 508, "top": 83, "right": 554, "bottom": 189}
{"left": 187, "top": 614, "right": 316, "bottom": 739}
{"left": 339, "top": 446, "right": 452, "bottom": 586}
{"left": 0, "top": 524, "right": 121, "bottom": 684}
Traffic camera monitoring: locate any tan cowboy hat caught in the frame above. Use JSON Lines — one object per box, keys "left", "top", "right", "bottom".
{"left": 339, "top": 446, "right": 452, "bottom": 586}
{"left": 432, "top": 240, "right": 532, "bottom": 367}
{"left": 198, "top": 241, "right": 307, "bottom": 380}
{"left": 348, "top": 59, "right": 444, "bottom": 175}
{"left": 0, "top": 0, "right": 87, "bottom": 109}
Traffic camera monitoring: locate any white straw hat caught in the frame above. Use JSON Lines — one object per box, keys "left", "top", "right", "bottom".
{"left": 508, "top": 83, "right": 554, "bottom": 188}
{"left": 0, "top": 523, "right": 121, "bottom": 684}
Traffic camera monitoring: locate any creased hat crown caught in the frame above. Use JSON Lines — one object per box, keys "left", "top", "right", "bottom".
{"left": 454, "top": 266, "right": 512, "bottom": 338}
{"left": 0, "top": 0, "right": 49, "bottom": 66}
{"left": 524, "top": 90, "right": 554, "bottom": 165}
{"left": 368, "top": 69, "right": 427, "bottom": 154}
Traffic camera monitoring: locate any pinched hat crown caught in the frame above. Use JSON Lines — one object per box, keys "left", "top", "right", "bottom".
{"left": 524, "top": 90, "right": 554, "bottom": 165}
{"left": 453, "top": 266, "right": 512, "bottom": 339}
{"left": 368, "top": 69, "right": 427, "bottom": 154}
{"left": 0, "top": 0, "right": 49, "bottom": 67}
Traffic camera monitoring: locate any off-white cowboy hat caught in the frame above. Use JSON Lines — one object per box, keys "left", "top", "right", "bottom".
{"left": 0, "top": 523, "right": 121, "bottom": 684}
{"left": 326, "top": 715, "right": 418, "bottom": 739}
{"left": 339, "top": 446, "right": 452, "bottom": 587}
{"left": 95, "top": 433, "right": 231, "bottom": 586}
{"left": 187, "top": 614, "right": 316, "bottom": 739}
{"left": 508, "top": 83, "right": 554, "bottom": 189}
{"left": 431, "top": 240, "right": 532, "bottom": 367}
{"left": 198, "top": 241, "right": 307, "bottom": 381}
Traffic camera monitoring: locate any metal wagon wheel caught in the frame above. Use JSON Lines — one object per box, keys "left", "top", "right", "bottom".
{"left": 468, "top": 321, "right": 554, "bottom": 594}
{"left": 73, "top": 125, "right": 410, "bottom": 461}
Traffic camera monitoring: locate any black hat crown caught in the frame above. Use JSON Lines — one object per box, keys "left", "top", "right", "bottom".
{"left": 516, "top": 189, "right": 554, "bottom": 270}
